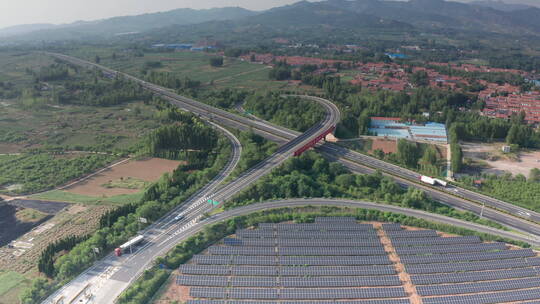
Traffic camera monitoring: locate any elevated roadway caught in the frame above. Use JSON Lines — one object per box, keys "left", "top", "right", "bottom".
{"left": 42, "top": 55, "right": 340, "bottom": 304}
{"left": 48, "top": 52, "right": 540, "bottom": 235}
{"left": 44, "top": 52, "right": 540, "bottom": 303}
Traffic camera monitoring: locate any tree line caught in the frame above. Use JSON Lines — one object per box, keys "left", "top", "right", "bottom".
{"left": 37, "top": 235, "right": 89, "bottom": 278}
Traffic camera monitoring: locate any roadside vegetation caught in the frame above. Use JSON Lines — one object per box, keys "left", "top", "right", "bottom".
{"left": 227, "top": 151, "right": 505, "bottom": 230}
{"left": 227, "top": 131, "right": 278, "bottom": 180}
{"left": 19, "top": 106, "right": 232, "bottom": 304}
{"left": 117, "top": 206, "right": 529, "bottom": 304}
{"left": 458, "top": 173, "right": 540, "bottom": 212}
{"left": 243, "top": 92, "right": 326, "bottom": 132}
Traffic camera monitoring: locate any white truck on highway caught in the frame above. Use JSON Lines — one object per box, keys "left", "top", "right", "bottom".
{"left": 115, "top": 235, "right": 144, "bottom": 256}
{"left": 420, "top": 175, "right": 448, "bottom": 187}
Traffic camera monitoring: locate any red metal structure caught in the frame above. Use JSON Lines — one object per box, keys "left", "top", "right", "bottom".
{"left": 294, "top": 126, "right": 336, "bottom": 157}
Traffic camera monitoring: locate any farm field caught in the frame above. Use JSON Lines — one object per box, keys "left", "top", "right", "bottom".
{"left": 0, "top": 100, "right": 161, "bottom": 153}
{"left": 66, "top": 47, "right": 308, "bottom": 92}
{"left": 64, "top": 157, "right": 182, "bottom": 197}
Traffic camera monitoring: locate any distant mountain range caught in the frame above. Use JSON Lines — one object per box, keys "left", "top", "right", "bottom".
{"left": 0, "top": 7, "right": 255, "bottom": 40}
{"left": 2, "top": 0, "right": 540, "bottom": 42}
{"left": 468, "top": 0, "right": 534, "bottom": 11}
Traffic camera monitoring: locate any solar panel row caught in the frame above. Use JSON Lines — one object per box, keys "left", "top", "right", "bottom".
{"left": 381, "top": 223, "right": 402, "bottom": 231}
{"left": 279, "top": 276, "right": 402, "bottom": 287}
{"left": 422, "top": 288, "right": 540, "bottom": 304}
{"left": 236, "top": 231, "right": 379, "bottom": 239}
{"left": 385, "top": 230, "right": 438, "bottom": 238}
{"left": 390, "top": 236, "right": 481, "bottom": 246}
{"left": 406, "top": 257, "right": 540, "bottom": 274}
{"left": 180, "top": 265, "right": 397, "bottom": 276}
{"left": 400, "top": 249, "right": 535, "bottom": 264}
{"left": 223, "top": 238, "right": 383, "bottom": 247}
{"left": 258, "top": 223, "right": 373, "bottom": 231}
{"left": 178, "top": 275, "right": 402, "bottom": 287}
{"left": 190, "top": 287, "right": 407, "bottom": 300}
{"left": 417, "top": 277, "right": 540, "bottom": 296}
{"left": 208, "top": 246, "right": 387, "bottom": 256}
{"left": 192, "top": 255, "right": 392, "bottom": 266}
{"left": 411, "top": 267, "right": 540, "bottom": 285}
{"left": 394, "top": 243, "right": 506, "bottom": 255}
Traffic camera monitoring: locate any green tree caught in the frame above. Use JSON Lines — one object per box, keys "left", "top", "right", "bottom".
{"left": 397, "top": 139, "right": 421, "bottom": 168}
{"left": 529, "top": 168, "right": 540, "bottom": 182}
{"left": 411, "top": 70, "right": 430, "bottom": 87}
{"left": 451, "top": 142, "right": 463, "bottom": 173}
{"left": 210, "top": 57, "right": 224, "bottom": 67}
{"left": 357, "top": 110, "right": 371, "bottom": 135}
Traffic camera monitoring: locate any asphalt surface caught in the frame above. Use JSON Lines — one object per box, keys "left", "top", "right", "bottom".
{"left": 42, "top": 55, "right": 340, "bottom": 304}
{"left": 43, "top": 52, "right": 540, "bottom": 304}
{"left": 50, "top": 51, "right": 540, "bottom": 230}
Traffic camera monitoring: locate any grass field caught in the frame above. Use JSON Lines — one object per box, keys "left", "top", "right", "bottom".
{"left": 0, "top": 153, "right": 119, "bottom": 195}
{"left": 0, "top": 52, "right": 54, "bottom": 86}
{"left": 0, "top": 271, "right": 26, "bottom": 296}
{"left": 65, "top": 47, "right": 299, "bottom": 91}
{"left": 0, "top": 51, "right": 166, "bottom": 154}
{"left": 0, "top": 100, "right": 161, "bottom": 153}
{"left": 15, "top": 208, "right": 48, "bottom": 223}
{"left": 0, "top": 270, "right": 29, "bottom": 304}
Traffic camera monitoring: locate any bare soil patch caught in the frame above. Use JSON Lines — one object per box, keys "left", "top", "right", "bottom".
{"left": 0, "top": 143, "right": 23, "bottom": 154}
{"left": 462, "top": 142, "right": 540, "bottom": 176}
{"left": 371, "top": 138, "right": 398, "bottom": 154}
{"left": 65, "top": 158, "right": 182, "bottom": 197}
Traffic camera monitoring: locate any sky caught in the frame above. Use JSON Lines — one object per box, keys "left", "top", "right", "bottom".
{"left": 0, "top": 0, "right": 303, "bottom": 29}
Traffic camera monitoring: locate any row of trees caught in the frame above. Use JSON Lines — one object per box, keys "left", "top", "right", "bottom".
{"left": 144, "top": 71, "right": 200, "bottom": 91}
{"left": 37, "top": 235, "right": 89, "bottom": 278}
{"left": 144, "top": 123, "right": 216, "bottom": 158}
{"left": 448, "top": 112, "right": 540, "bottom": 149}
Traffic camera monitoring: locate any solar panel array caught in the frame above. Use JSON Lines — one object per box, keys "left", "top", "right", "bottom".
{"left": 381, "top": 224, "right": 540, "bottom": 303}
{"left": 175, "top": 218, "right": 540, "bottom": 303}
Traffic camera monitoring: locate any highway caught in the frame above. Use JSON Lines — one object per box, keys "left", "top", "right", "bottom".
{"left": 43, "top": 52, "right": 540, "bottom": 303}
{"left": 42, "top": 56, "right": 340, "bottom": 304}
{"left": 41, "top": 119, "right": 244, "bottom": 304}
{"left": 49, "top": 52, "right": 540, "bottom": 229}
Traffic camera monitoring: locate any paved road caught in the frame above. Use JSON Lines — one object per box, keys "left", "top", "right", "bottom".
{"left": 105, "top": 198, "right": 540, "bottom": 288}
{"left": 41, "top": 58, "right": 340, "bottom": 304}
{"left": 52, "top": 50, "right": 540, "bottom": 228}
{"left": 42, "top": 121, "right": 243, "bottom": 304}
{"left": 44, "top": 52, "right": 540, "bottom": 303}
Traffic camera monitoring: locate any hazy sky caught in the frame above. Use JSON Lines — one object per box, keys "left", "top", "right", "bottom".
{"left": 0, "top": 0, "right": 303, "bottom": 29}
